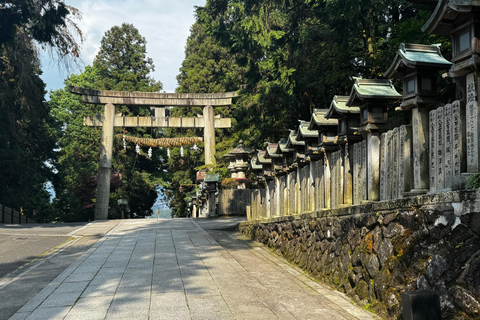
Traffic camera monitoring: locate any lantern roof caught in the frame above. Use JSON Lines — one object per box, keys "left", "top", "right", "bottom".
{"left": 223, "top": 140, "right": 253, "bottom": 158}
{"left": 346, "top": 78, "right": 401, "bottom": 106}
{"left": 296, "top": 121, "right": 318, "bottom": 141}
{"left": 422, "top": 0, "right": 480, "bottom": 35}
{"left": 256, "top": 150, "right": 272, "bottom": 165}
{"left": 286, "top": 129, "right": 305, "bottom": 148}
{"left": 250, "top": 156, "right": 263, "bottom": 170}
{"left": 265, "top": 143, "right": 283, "bottom": 158}
{"left": 308, "top": 109, "right": 338, "bottom": 130}
{"left": 277, "top": 138, "right": 295, "bottom": 153}
{"left": 325, "top": 95, "right": 359, "bottom": 119}
{"left": 384, "top": 43, "right": 452, "bottom": 79}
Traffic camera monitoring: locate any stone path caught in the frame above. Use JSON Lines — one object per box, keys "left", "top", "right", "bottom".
{"left": 8, "top": 219, "right": 377, "bottom": 320}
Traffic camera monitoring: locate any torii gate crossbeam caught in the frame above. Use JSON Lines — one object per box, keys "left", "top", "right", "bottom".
{"left": 69, "top": 86, "right": 237, "bottom": 220}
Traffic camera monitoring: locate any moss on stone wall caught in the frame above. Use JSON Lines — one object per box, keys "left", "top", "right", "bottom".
{"left": 240, "top": 198, "right": 480, "bottom": 319}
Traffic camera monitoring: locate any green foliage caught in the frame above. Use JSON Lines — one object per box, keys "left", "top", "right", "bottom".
{"left": 466, "top": 173, "right": 480, "bottom": 190}
{"left": 0, "top": 1, "right": 82, "bottom": 219}
{"left": 220, "top": 178, "right": 252, "bottom": 189}
{"left": 93, "top": 23, "right": 162, "bottom": 92}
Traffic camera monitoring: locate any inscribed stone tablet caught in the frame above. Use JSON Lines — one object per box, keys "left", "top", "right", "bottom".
{"left": 444, "top": 104, "right": 453, "bottom": 189}
{"left": 361, "top": 140, "right": 367, "bottom": 202}
{"left": 437, "top": 106, "right": 445, "bottom": 190}
{"left": 387, "top": 130, "right": 393, "bottom": 201}
{"left": 392, "top": 128, "right": 399, "bottom": 200}
{"left": 319, "top": 159, "right": 325, "bottom": 209}
{"left": 452, "top": 101, "right": 463, "bottom": 189}
{"left": 398, "top": 126, "right": 406, "bottom": 198}
{"left": 429, "top": 109, "right": 437, "bottom": 192}
{"left": 380, "top": 132, "right": 387, "bottom": 201}
{"left": 466, "top": 73, "right": 479, "bottom": 172}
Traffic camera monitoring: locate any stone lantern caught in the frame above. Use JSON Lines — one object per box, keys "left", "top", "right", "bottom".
{"left": 385, "top": 44, "right": 451, "bottom": 109}
{"left": 265, "top": 143, "right": 284, "bottom": 174}
{"left": 422, "top": 0, "right": 480, "bottom": 80}
{"left": 346, "top": 78, "right": 402, "bottom": 202}
{"left": 286, "top": 129, "right": 306, "bottom": 169}
{"left": 347, "top": 79, "right": 401, "bottom": 134}
{"left": 256, "top": 150, "right": 272, "bottom": 183}
{"left": 204, "top": 173, "right": 219, "bottom": 218}
{"left": 423, "top": 0, "right": 480, "bottom": 174}
{"left": 276, "top": 138, "right": 295, "bottom": 170}
{"left": 250, "top": 156, "right": 263, "bottom": 183}
{"left": 191, "top": 194, "right": 198, "bottom": 218}
{"left": 384, "top": 43, "right": 452, "bottom": 194}
{"left": 296, "top": 121, "right": 320, "bottom": 161}
{"left": 223, "top": 140, "right": 253, "bottom": 179}
{"left": 325, "top": 95, "right": 361, "bottom": 206}
{"left": 325, "top": 95, "right": 361, "bottom": 144}
{"left": 308, "top": 109, "right": 338, "bottom": 153}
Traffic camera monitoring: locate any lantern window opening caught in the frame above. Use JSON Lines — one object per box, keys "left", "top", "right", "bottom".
{"left": 420, "top": 76, "right": 433, "bottom": 92}
{"left": 406, "top": 76, "right": 416, "bottom": 95}
{"left": 372, "top": 107, "right": 384, "bottom": 120}
{"left": 339, "top": 119, "right": 347, "bottom": 134}
{"left": 456, "top": 27, "right": 471, "bottom": 55}
{"left": 361, "top": 108, "right": 368, "bottom": 124}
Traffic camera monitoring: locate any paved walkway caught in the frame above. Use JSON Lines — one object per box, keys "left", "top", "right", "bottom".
{"left": 7, "top": 219, "right": 377, "bottom": 320}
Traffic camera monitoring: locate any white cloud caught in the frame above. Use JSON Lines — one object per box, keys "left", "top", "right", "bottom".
{"left": 40, "top": 0, "right": 206, "bottom": 93}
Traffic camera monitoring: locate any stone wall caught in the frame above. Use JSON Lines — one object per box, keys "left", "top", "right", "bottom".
{"left": 239, "top": 190, "right": 480, "bottom": 319}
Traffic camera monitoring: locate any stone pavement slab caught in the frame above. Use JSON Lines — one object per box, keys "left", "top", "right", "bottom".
{"left": 0, "top": 220, "right": 121, "bottom": 320}
{"left": 7, "top": 218, "right": 378, "bottom": 319}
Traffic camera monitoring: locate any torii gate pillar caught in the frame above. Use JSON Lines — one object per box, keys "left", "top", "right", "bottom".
{"left": 96, "top": 103, "right": 115, "bottom": 220}
{"left": 203, "top": 105, "right": 215, "bottom": 167}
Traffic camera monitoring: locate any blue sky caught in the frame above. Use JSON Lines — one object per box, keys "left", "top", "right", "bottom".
{"left": 40, "top": 0, "right": 207, "bottom": 94}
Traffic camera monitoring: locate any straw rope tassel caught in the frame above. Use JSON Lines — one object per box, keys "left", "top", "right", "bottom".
{"left": 117, "top": 135, "right": 203, "bottom": 148}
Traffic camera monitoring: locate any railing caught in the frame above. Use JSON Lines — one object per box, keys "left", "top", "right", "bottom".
{"left": 1, "top": 205, "right": 29, "bottom": 224}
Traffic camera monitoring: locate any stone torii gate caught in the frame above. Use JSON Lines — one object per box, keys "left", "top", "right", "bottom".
{"left": 69, "top": 86, "right": 237, "bottom": 220}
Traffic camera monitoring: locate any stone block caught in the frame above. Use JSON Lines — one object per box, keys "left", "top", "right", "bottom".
{"left": 355, "top": 280, "right": 369, "bottom": 300}
{"left": 425, "top": 254, "right": 448, "bottom": 284}
{"left": 401, "top": 290, "right": 441, "bottom": 320}
{"left": 366, "top": 254, "right": 380, "bottom": 278}
{"left": 448, "top": 285, "right": 480, "bottom": 317}
{"left": 378, "top": 238, "right": 393, "bottom": 268}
